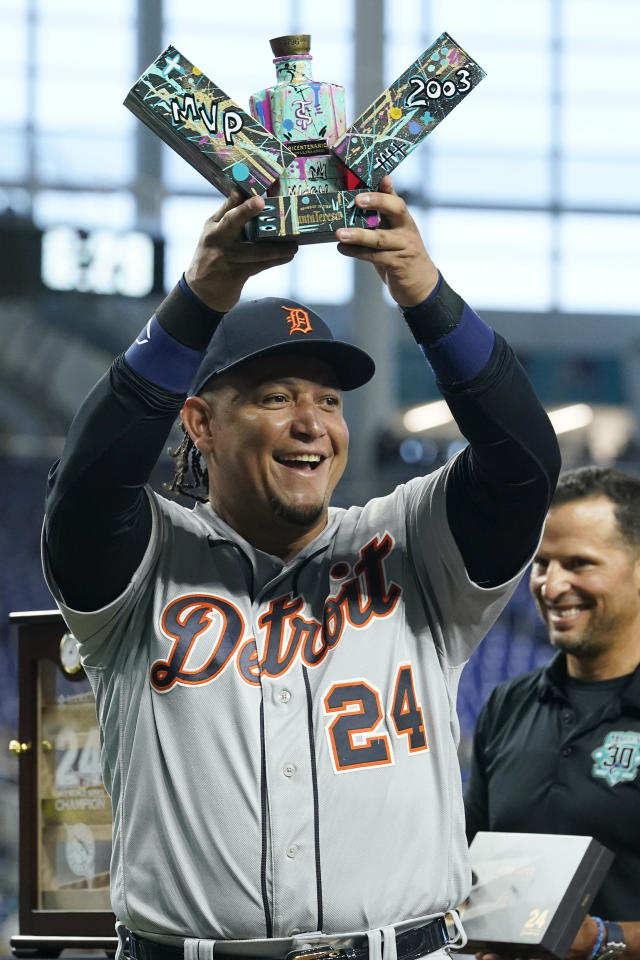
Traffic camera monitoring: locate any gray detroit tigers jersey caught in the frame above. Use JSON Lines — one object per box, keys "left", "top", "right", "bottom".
{"left": 44, "top": 456, "right": 525, "bottom": 946}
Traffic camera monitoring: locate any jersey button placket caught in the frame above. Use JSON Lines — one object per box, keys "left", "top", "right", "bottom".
{"left": 260, "top": 673, "right": 317, "bottom": 936}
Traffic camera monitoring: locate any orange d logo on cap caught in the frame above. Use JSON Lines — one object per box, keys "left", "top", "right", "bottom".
{"left": 282, "top": 305, "right": 313, "bottom": 335}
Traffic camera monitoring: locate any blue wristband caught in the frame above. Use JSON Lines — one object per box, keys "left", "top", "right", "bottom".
{"left": 402, "top": 272, "right": 495, "bottom": 387}
{"left": 590, "top": 917, "right": 605, "bottom": 959}
{"left": 422, "top": 302, "right": 495, "bottom": 387}
{"left": 124, "top": 315, "right": 206, "bottom": 393}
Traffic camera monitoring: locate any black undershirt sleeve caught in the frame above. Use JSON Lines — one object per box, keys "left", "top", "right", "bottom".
{"left": 44, "top": 282, "right": 224, "bottom": 612}
{"left": 44, "top": 356, "right": 185, "bottom": 610}
{"left": 401, "top": 277, "right": 560, "bottom": 588}
{"left": 441, "top": 334, "right": 561, "bottom": 587}
{"left": 463, "top": 698, "right": 493, "bottom": 842}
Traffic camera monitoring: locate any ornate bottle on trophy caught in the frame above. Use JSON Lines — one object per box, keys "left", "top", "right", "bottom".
{"left": 249, "top": 34, "right": 351, "bottom": 199}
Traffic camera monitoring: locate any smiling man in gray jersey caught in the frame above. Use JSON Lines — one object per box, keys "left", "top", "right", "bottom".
{"left": 42, "top": 177, "right": 559, "bottom": 960}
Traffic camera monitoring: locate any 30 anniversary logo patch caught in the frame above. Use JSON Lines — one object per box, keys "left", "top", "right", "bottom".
{"left": 591, "top": 730, "right": 640, "bottom": 787}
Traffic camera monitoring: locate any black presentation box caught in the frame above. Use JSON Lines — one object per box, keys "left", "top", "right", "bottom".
{"left": 461, "top": 831, "right": 614, "bottom": 959}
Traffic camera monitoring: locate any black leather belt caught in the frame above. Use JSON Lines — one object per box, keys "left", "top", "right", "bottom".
{"left": 129, "top": 918, "right": 449, "bottom": 960}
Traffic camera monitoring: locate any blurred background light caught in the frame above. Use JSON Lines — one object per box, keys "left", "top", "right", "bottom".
{"left": 548, "top": 403, "right": 594, "bottom": 434}
{"left": 402, "top": 400, "right": 454, "bottom": 433}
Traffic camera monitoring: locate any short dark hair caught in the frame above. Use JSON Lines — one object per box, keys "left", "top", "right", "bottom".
{"left": 552, "top": 466, "right": 640, "bottom": 548}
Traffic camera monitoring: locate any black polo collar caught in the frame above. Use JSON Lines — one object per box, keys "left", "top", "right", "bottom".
{"left": 537, "top": 651, "right": 640, "bottom": 712}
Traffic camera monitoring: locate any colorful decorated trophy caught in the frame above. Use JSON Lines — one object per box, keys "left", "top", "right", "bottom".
{"left": 124, "top": 33, "right": 486, "bottom": 243}
{"left": 249, "top": 35, "right": 350, "bottom": 198}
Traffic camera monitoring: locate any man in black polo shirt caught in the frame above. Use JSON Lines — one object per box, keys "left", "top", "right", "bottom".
{"left": 465, "top": 465, "right": 640, "bottom": 960}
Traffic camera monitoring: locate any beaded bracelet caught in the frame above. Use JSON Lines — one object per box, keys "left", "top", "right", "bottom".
{"left": 590, "top": 917, "right": 605, "bottom": 959}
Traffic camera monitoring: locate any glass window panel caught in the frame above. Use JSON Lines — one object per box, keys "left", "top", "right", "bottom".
{"left": 385, "top": 40, "right": 424, "bottom": 82}
{"left": 297, "top": 0, "right": 353, "bottom": 33}
{"left": 161, "top": 198, "right": 352, "bottom": 304}
{"left": 425, "top": 208, "right": 553, "bottom": 310}
{"left": 432, "top": 93, "right": 551, "bottom": 151}
{"left": 559, "top": 214, "right": 640, "bottom": 314}
{"left": 0, "top": 186, "right": 32, "bottom": 217}
{"left": 424, "top": 0, "right": 551, "bottom": 40}
{"left": 168, "top": 1, "right": 356, "bottom": 40}
{"left": 0, "top": 133, "right": 28, "bottom": 181}
{"left": 561, "top": 158, "right": 640, "bottom": 208}
{"left": 385, "top": 0, "right": 425, "bottom": 41}
{"left": 162, "top": 34, "right": 272, "bottom": 109}
{"left": 36, "top": 135, "right": 133, "bottom": 186}
{"left": 482, "top": 47, "right": 552, "bottom": 95}
{"left": 562, "top": 48, "right": 638, "bottom": 95}
{"left": 163, "top": 148, "right": 224, "bottom": 194}
{"left": 35, "top": 78, "right": 131, "bottom": 133}
{"left": 162, "top": 196, "right": 225, "bottom": 292}
{"left": 308, "top": 39, "right": 353, "bottom": 100}
{"left": 3, "top": 15, "right": 27, "bottom": 125}
{"left": 3, "top": 13, "right": 26, "bottom": 68}
{"left": 35, "top": 22, "right": 134, "bottom": 73}
{"left": 429, "top": 152, "right": 551, "bottom": 204}
{"left": 163, "top": 8, "right": 289, "bottom": 55}
{"left": 294, "top": 243, "right": 353, "bottom": 304}
{"left": 240, "top": 259, "right": 297, "bottom": 301}
{"left": 4, "top": 85, "right": 28, "bottom": 125}
{"left": 391, "top": 149, "right": 428, "bottom": 196}
{"left": 563, "top": 0, "right": 640, "bottom": 40}
{"left": 40, "top": 0, "right": 132, "bottom": 14}
{"left": 33, "top": 190, "right": 135, "bottom": 230}
{"left": 165, "top": 6, "right": 279, "bottom": 34}
{"left": 561, "top": 99, "right": 640, "bottom": 155}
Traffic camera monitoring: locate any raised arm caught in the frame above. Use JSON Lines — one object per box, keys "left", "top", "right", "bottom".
{"left": 44, "top": 193, "right": 297, "bottom": 611}
{"left": 336, "top": 177, "right": 560, "bottom": 586}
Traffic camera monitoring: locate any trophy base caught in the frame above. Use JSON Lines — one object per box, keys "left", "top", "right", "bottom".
{"left": 244, "top": 189, "right": 379, "bottom": 243}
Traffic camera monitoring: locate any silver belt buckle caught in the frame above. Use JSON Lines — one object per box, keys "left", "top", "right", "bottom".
{"left": 285, "top": 948, "right": 343, "bottom": 960}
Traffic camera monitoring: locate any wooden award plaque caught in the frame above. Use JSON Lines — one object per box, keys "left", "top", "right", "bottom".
{"left": 8, "top": 610, "right": 118, "bottom": 958}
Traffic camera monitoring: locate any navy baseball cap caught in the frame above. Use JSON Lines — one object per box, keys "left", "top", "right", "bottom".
{"left": 190, "top": 297, "right": 375, "bottom": 395}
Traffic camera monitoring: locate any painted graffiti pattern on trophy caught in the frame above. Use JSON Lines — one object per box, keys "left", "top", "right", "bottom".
{"left": 250, "top": 57, "right": 347, "bottom": 147}
{"left": 125, "top": 45, "right": 296, "bottom": 197}
{"left": 279, "top": 154, "right": 345, "bottom": 196}
{"left": 170, "top": 94, "right": 244, "bottom": 146}
{"left": 405, "top": 69, "right": 472, "bottom": 107}
{"left": 332, "top": 32, "right": 486, "bottom": 190}
{"left": 253, "top": 190, "right": 379, "bottom": 240}
{"left": 372, "top": 141, "right": 408, "bottom": 174}
{"left": 249, "top": 40, "right": 349, "bottom": 200}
